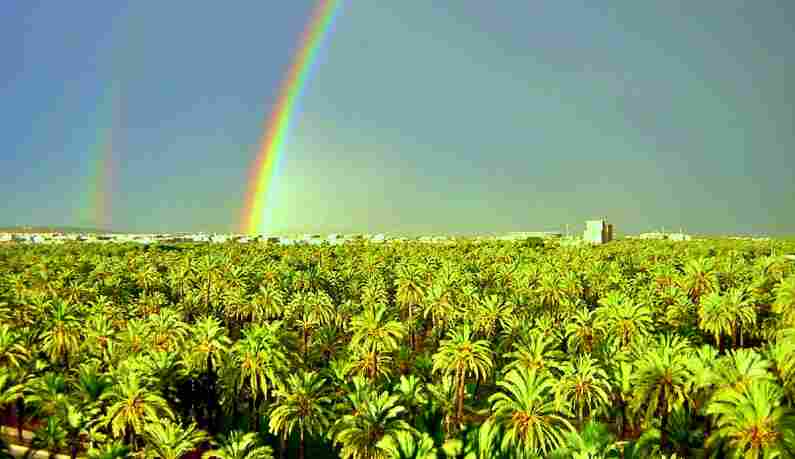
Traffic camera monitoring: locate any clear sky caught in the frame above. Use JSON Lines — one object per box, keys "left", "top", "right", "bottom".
{"left": 2, "top": 1, "right": 794, "bottom": 235}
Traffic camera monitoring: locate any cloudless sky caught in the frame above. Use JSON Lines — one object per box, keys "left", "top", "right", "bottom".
{"left": 2, "top": 1, "right": 794, "bottom": 235}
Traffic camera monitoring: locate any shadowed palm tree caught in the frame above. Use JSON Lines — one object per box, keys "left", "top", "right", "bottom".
{"left": 349, "top": 305, "right": 405, "bottom": 381}
{"left": 549, "top": 420, "right": 620, "bottom": 459}
{"left": 773, "top": 275, "right": 795, "bottom": 326}
{"left": 486, "top": 367, "right": 575, "bottom": 457}
{"left": 86, "top": 441, "right": 131, "bottom": 459}
{"left": 556, "top": 354, "right": 612, "bottom": 425}
{"left": 31, "top": 417, "right": 68, "bottom": 459}
{"left": 381, "top": 431, "right": 438, "bottom": 459}
{"left": 333, "top": 391, "right": 413, "bottom": 459}
{"left": 706, "top": 380, "right": 795, "bottom": 457}
{"left": 186, "top": 315, "right": 232, "bottom": 432}
{"left": 0, "top": 369, "right": 23, "bottom": 441}
{"left": 595, "top": 292, "right": 653, "bottom": 349}
{"left": 682, "top": 257, "right": 719, "bottom": 304}
{"left": 395, "top": 263, "right": 425, "bottom": 351}
{"left": 25, "top": 372, "right": 69, "bottom": 418}
{"left": 103, "top": 371, "right": 174, "bottom": 449}
{"left": 631, "top": 334, "right": 693, "bottom": 452}
{"left": 142, "top": 418, "right": 208, "bottom": 459}
{"left": 232, "top": 322, "right": 288, "bottom": 431}
{"left": 269, "top": 371, "right": 331, "bottom": 459}
{"left": 202, "top": 431, "right": 273, "bottom": 459}
{"left": 41, "top": 300, "right": 81, "bottom": 368}
{"left": 503, "top": 329, "right": 565, "bottom": 376}
{"left": 712, "top": 348, "right": 775, "bottom": 398}
{"left": 699, "top": 292, "right": 733, "bottom": 352}
{"left": 432, "top": 324, "right": 493, "bottom": 429}
{"left": 564, "top": 309, "right": 605, "bottom": 355}
{"left": 0, "top": 324, "right": 28, "bottom": 369}
{"left": 286, "top": 291, "right": 335, "bottom": 360}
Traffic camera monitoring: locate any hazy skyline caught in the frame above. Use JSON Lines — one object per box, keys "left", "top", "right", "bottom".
{"left": 2, "top": 1, "right": 794, "bottom": 235}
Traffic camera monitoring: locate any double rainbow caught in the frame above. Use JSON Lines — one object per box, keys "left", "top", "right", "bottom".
{"left": 240, "top": 0, "right": 343, "bottom": 235}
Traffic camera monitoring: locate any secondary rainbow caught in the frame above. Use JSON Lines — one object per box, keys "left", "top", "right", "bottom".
{"left": 240, "top": 0, "right": 343, "bottom": 235}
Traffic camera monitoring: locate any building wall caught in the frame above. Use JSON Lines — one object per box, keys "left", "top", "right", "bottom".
{"left": 583, "top": 220, "right": 606, "bottom": 244}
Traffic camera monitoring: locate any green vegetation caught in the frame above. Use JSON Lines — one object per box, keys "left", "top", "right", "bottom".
{"left": 1, "top": 239, "right": 795, "bottom": 458}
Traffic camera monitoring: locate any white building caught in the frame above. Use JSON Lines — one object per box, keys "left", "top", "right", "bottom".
{"left": 583, "top": 219, "right": 612, "bottom": 245}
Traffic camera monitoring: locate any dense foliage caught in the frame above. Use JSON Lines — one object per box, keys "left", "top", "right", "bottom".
{"left": 1, "top": 239, "right": 795, "bottom": 459}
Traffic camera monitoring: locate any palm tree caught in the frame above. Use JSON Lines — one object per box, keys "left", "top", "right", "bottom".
{"left": 595, "top": 292, "right": 653, "bottom": 349}
{"left": 103, "top": 371, "right": 174, "bottom": 449}
{"left": 142, "top": 418, "right": 208, "bottom": 459}
{"left": 556, "top": 354, "right": 612, "bottom": 425}
{"left": 698, "top": 292, "right": 733, "bottom": 351}
{"left": 473, "top": 294, "right": 512, "bottom": 340}
{"left": 25, "top": 372, "right": 69, "bottom": 418}
{"left": 232, "top": 322, "right": 288, "bottom": 431}
{"left": 63, "top": 402, "right": 97, "bottom": 459}
{"left": 349, "top": 305, "right": 405, "bottom": 380}
{"left": 486, "top": 367, "right": 575, "bottom": 457}
{"left": 706, "top": 380, "right": 795, "bottom": 457}
{"left": 773, "top": 275, "right": 795, "bottom": 326}
{"left": 630, "top": 334, "right": 693, "bottom": 451}
{"left": 252, "top": 285, "right": 285, "bottom": 322}
{"left": 549, "top": 420, "right": 620, "bottom": 459}
{"left": 395, "top": 264, "right": 425, "bottom": 351}
{"left": 564, "top": 309, "right": 604, "bottom": 355}
{"left": 186, "top": 315, "right": 232, "bottom": 432}
{"left": 41, "top": 300, "right": 81, "bottom": 368}
{"left": 0, "top": 369, "right": 23, "bottom": 440}
{"left": 0, "top": 324, "right": 27, "bottom": 368}
{"left": 332, "top": 391, "right": 413, "bottom": 459}
{"left": 395, "top": 375, "right": 427, "bottom": 427}
{"left": 682, "top": 257, "right": 719, "bottom": 304}
{"left": 269, "top": 371, "right": 332, "bottom": 459}
{"left": 87, "top": 441, "right": 131, "bottom": 459}
{"left": 31, "top": 417, "right": 68, "bottom": 459}
{"left": 380, "top": 431, "right": 438, "bottom": 459}
{"left": 432, "top": 324, "right": 493, "bottom": 428}
{"left": 286, "top": 291, "right": 334, "bottom": 359}
{"left": 202, "top": 431, "right": 273, "bottom": 459}
{"left": 712, "top": 348, "right": 775, "bottom": 398}
{"left": 503, "top": 328, "right": 565, "bottom": 376}
{"left": 767, "top": 330, "right": 795, "bottom": 400}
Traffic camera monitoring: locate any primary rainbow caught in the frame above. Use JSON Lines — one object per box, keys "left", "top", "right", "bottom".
{"left": 88, "top": 126, "right": 115, "bottom": 228}
{"left": 79, "top": 83, "right": 121, "bottom": 229}
{"left": 240, "top": 0, "right": 343, "bottom": 235}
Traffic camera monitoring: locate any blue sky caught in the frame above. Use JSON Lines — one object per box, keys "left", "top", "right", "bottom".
{"left": 1, "top": 1, "right": 793, "bottom": 235}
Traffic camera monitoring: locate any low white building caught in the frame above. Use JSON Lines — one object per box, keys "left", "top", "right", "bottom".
{"left": 583, "top": 219, "right": 613, "bottom": 244}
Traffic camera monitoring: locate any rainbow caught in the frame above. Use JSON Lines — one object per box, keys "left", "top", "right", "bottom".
{"left": 240, "top": 0, "right": 343, "bottom": 235}
{"left": 79, "top": 83, "right": 121, "bottom": 229}
{"left": 86, "top": 126, "right": 115, "bottom": 228}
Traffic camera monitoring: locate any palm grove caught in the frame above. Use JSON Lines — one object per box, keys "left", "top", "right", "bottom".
{"left": 1, "top": 238, "right": 795, "bottom": 459}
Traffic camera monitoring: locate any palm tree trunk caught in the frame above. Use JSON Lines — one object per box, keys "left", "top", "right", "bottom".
{"left": 14, "top": 398, "right": 23, "bottom": 442}
{"left": 205, "top": 272, "right": 211, "bottom": 313}
{"left": 408, "top": 304, "right": 415, "bottom": 351}
{"left": 251, "top": 397, "right": 258, "bottom": 432}
{"left": 456, "top": 368, "right": 466, "bottom": 427}
{"left": 659, "top": 394, "right": 669, "bottom": 452}
{"left": 207, "top": 354, "right": 217, "bottom": 433}
{"left": 303, "top": 325, "right": 309, "bottom": 361}
{"left": 299, "top": 428, "right": 305, "bottom": 459}
{"left": 279, "top": 434, "right": 287, "bottom": 459}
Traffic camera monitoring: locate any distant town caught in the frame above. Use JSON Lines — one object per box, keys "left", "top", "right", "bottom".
{"left": 0, "top": 219, "right": 773, "bottom": 245}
